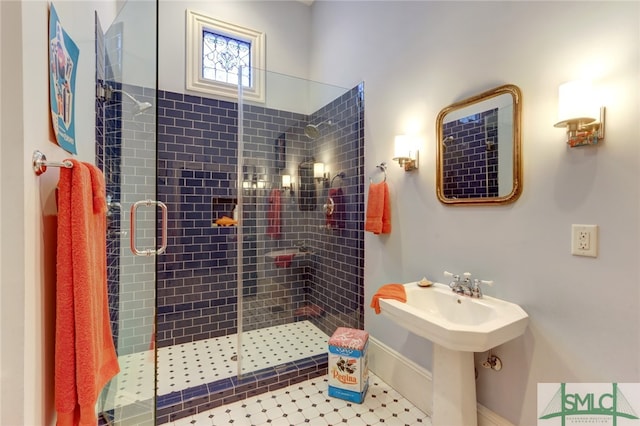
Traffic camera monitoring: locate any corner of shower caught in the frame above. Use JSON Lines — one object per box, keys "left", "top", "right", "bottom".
{"left": 234, "top": 67, "right": 366, "bottom": 390}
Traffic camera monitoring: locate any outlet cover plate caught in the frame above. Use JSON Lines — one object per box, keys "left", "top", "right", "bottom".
{"left": 571, "top": 224, "right": 598, "bottom": 257}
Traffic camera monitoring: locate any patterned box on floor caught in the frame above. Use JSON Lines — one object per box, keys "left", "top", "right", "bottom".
{"left": 328, "top": 327, "right": 369, "bottom": 403}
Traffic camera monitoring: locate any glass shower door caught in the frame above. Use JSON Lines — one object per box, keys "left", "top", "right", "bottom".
{"left": 97, "top": 1, "right": 158, "bottom": 424}
{"left": 236, "top": 69, "right": 363, "bottom": 378}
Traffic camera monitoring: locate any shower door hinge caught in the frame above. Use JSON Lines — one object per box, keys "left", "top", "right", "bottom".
{"left": 96, "top": 83, "right": 113, "bottom": 102}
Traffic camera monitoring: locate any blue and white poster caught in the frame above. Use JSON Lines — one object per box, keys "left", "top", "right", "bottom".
{"left": 49, "top": 3, "right": 79, "bottom": 154}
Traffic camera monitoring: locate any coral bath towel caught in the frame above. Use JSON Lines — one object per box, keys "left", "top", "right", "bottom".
{"left": 365, "top": 181, "right": 391, "bottom": 234}
{"left": 370, "top": 284, "right": 407, "bottom": 314}
{"left": 55, "top": 160, "right": 119, "bottom": 426}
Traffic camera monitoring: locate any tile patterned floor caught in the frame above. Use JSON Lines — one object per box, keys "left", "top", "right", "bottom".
{"left": 101, "top": 321, "right": 329, "bottom": 411}
{"left": 167, "top": 374, "right": 431, "bottom": 426}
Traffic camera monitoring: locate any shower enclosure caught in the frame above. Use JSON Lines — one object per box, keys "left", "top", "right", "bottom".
{"left": 154, "top": 70, "right": 365, "bottom": 422}
{"left": 95, "top": 2, "right": 364, "bottom": 424}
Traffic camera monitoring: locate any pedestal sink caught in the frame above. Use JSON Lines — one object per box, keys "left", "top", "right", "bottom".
{"left": 378, "top": 282, "right": 528, "bottom": 426}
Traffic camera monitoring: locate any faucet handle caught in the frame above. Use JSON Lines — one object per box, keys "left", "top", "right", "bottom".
{"left": 471, "top": 279, "right": 494, "bottom": 298}
{"left": 444, "top": 271, "right": 461, "bottom": 281}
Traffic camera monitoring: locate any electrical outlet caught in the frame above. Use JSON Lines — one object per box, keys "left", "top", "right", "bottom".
{"left": 571, "top": 224, "right": 598, "bottom": 257}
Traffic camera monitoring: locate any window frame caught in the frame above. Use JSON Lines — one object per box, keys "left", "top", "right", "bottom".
{"left": 186, "top": 9, "right": 265, "bottom": 102}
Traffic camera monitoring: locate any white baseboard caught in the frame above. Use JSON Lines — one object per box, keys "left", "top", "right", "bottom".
{"left": 368, "top": 337, "right": 513, "bottom": 426}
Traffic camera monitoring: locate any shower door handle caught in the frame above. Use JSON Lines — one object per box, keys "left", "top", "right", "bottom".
{"left": 129, "top": 199, "right": 168, "bottom": 256}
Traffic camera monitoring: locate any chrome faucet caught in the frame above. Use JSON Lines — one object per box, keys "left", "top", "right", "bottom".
{"left": 444, "top": 271, "right": 493, "bottom": 298}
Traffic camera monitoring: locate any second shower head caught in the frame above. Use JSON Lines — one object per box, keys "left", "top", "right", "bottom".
{"left": 304, "top": 120, "right": 333, "bottom": 140}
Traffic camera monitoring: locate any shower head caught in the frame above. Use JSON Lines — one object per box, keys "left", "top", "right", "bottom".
{"left": 118, "top": 90, "right": 153, "bottom": 116}
{"left": 102, "top": 85, "right": 153, "bottom": 117}
{"left": 304, "top": 120, "right": 332, "bottom": 140}
{"left": 443, "top": 136, "right": 455, "bottom": 145}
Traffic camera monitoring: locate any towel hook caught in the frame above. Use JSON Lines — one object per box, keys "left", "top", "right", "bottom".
{"left": 369, "top": 162, "right": 387, "bottom": 184}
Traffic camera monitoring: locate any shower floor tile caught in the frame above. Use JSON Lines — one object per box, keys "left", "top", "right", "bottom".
{"left": 167, "top": 373, "right": 431, "bottom": 426}
{"left": 101, "top": 321, "right": 328, "bottom": 411}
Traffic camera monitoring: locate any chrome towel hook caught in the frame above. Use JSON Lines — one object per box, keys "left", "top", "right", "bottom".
{"left": 369, "top": 162, "right": 387, "bottom": 184}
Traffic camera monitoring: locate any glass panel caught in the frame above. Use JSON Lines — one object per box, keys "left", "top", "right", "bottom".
{"left": 96, "top": 1, "right": 157, "bottom": 424}
{"left": 237, "top": 69, "right": 365, "bottom": 379}
{"left": 152, "top": 67, "right": 364, "bottom": 419}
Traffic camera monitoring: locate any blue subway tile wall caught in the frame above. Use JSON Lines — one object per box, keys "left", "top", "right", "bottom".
{"left": 156, "top": 91, "right": 242, "bottom": 347}
{"left": 442, "top": 108, "right": 499, "bottom": 198}
{"left": 154, "top": 84, "right": 364, "bottom": 423}
{"left": 304, "top": 83, "right": 366, "bottom": 336}
{"left": 157, "top": 84, "right": 365, "bottom": 349}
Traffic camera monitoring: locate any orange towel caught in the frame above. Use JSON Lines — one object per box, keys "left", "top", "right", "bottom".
{"left": 55, "top": 160, "right": 120, "bottom": 426}
{"left": 215, "top": 215, "right": 238, "bottom": 226}
{"left": 365, "top": 181, "right": 391, "bottom": 235}
{"left": 266, "top": 188, "right": 281, "bottom": 239}
{"left": 370, "top": 283, "right": 407, "bottom": 314}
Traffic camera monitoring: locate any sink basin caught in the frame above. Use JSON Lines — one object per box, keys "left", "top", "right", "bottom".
{"left": 378, "top": 281, "right": 528, "bottom": 352}
{"left": 378, "top": 281, "right": 529, "bottom": 426}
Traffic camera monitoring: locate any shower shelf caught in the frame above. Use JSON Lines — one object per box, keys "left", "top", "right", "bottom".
{"left": 265, "top": 249, "right": 311, "bottom": 259}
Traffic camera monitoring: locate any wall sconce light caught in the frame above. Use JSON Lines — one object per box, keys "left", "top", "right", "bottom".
{"left": 314, "top": 162, "right": 329, "bottom": 184}
{"left": 554, "top": 80, "right": 606, "bottom": 147}
{"left": 392, "top": 135, "right": 419, "bottom": 171}
{"left": 282, "top": 174, "right": 294, "bottom": 195}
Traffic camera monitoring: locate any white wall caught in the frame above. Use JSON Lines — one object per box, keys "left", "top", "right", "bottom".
{"left": 308, "top": 2, "right": 639, "bottom": 424}
{"left": 159, "top": 0, "right": 315, "bottom": 112}
{"left": 0, "top": 1, "right": 117, "bottom": 423}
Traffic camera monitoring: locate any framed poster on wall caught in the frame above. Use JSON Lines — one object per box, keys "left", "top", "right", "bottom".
{"left": 49, "top": 3, "right": 79, "bottom": 154}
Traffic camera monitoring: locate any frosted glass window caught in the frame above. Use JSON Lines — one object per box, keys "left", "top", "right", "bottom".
{"left": 186, "top": 10, "right": 265, "bottom": 102}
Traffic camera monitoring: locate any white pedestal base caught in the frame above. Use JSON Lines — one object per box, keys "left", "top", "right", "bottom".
{"left": 432, "top": 344, "right": 477, "bottom": 426}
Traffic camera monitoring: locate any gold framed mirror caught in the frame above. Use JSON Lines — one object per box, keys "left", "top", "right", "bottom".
{"left": 436, "top": 84, "right": 522, "bottom": 206}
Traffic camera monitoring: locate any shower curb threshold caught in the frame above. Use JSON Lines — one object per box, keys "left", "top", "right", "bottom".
{"left": 157, "top": 353, "right": 328, "bottom": 424}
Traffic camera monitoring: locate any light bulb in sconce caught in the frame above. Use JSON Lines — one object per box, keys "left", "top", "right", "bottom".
{"left": 282, "top": 174, "right": 294, "bottom": 195}
{"left": 313, "top": 162, "right": 329, "bottom": 184}
{"left": 392, "top": 135, "right": 419, "bottom": 171}
{"left": 554, "top": 80, "right": 606, "bottom": 148}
